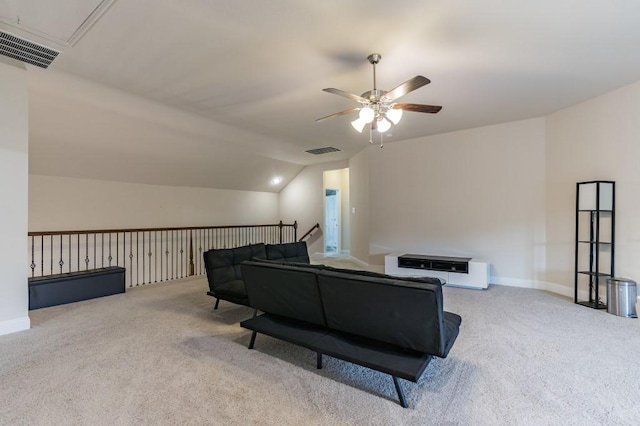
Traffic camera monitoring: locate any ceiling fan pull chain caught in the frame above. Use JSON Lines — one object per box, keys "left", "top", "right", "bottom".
{"left": 380, "top": 133, "right": 384, "bottom": 148}
{"left": 369, "top": 126, "right": 373, "bottom": 144}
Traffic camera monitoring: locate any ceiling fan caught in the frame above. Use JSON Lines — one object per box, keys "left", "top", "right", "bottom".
{"left": 316, "top": 53, "right": 442, "bottom": 146}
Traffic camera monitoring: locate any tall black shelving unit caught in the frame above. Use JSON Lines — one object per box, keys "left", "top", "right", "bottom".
{"left": 574, "top": 180, "right": 615, "bottom": 309}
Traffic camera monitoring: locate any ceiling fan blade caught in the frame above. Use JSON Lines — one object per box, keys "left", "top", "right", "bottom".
{"left": 382, "top": 76, "right": 431, "bottom": 102}
{"left": 393, "top": 103, "right": 442, "bottom": 113}
{"left": 322, "top": 88, "right": 368, "bottom": 103}
{"left": 315, "top": 108, "right": 359, "bottom": 122}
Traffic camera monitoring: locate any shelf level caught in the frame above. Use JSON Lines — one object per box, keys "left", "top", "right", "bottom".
{"left": 578, "top": 240, "right": 612, "bottom": 244}
{"left": 577, "top": 271, "right": 611, "bottom": 277}
{"left": 577, "top": 300, "right": 607, "bottom": 310}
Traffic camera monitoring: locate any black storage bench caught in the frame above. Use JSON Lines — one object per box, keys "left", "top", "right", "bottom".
{"left": 28, "top": 266, "right": 126, "bottom": 310}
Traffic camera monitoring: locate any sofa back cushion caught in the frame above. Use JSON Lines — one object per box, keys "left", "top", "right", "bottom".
{"left": 266, "top": 241, "right": 310, "bottom": 264}
{"left": 241, "top": 261, "right": 325, "bottom": 326}
{"left": 249, "top": 257, "right": 325, "bottom": 270}
{"left": 318, "top": 269, "right": 446, "bottom": 355}
{"left": 203, "top": 243, "right": 266, "bottom": 291}
{"left": 322, "top": 265, "right": 444, "bottom": 285}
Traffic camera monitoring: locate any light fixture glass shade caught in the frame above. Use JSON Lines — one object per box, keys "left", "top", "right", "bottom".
{"left": 386, "top": 107, "right": 403, "bottom": 124}
{"left": 376, "top": 117, "right": 391, "bottom": 132}
{"left": 359, "top": 106, "right": 375, "bottom": 123}
{"left": 351, "top": 117, "right": 367, "bottom": 133}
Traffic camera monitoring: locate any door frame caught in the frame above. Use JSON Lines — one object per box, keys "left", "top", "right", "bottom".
{"left": 324, "top": 187, "right": 341, "bottom": 254}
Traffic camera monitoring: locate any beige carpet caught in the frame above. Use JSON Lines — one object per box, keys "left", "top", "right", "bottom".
{"left": 1, "top": 261, "right": 639, "bottom": 425}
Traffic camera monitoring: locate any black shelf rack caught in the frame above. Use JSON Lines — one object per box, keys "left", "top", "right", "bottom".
{"left": 574, "top": 181, "right": 615, "bottom": 309}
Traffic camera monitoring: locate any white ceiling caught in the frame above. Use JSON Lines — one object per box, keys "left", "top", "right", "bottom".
{"left": 3, "top": 0, "right": 640, "bottom": 191}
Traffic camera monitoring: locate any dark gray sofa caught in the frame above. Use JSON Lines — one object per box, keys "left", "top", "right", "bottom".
{"left": 239, "top": 260, "right": 461, "bottom": 408}
{"left": 202, "top": 241, "right": 309, "bottom": 309}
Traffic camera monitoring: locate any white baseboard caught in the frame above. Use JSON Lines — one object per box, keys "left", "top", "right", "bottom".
{"left": 491, "top": 276, "right": 568, "bottom": 295}
{"left": 346, "top": 255, "right": 369, "bottom": 268}
{"left": 490, "top": 276, "right": 604, "bottom": 302}
{"left": 348, "top": 256, "right": 385, "bottom": 273}
{"left": 0, "top": 316, "right": 30, "bottom": 337}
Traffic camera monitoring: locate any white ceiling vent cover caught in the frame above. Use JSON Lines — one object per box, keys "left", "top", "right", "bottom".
{"left": 306, "top": 146, "right": 342, "bottom": 155}
{"left": 0, "top": 30, "right": 59, "bottom": 69}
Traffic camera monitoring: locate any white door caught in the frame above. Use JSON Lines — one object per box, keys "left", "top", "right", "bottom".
{"left": 325, "top": 189, "right": 340, "bottom": 254}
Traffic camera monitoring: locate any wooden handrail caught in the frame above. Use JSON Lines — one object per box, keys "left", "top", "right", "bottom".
{"left": 299, "top": 223, "right": 320, "bottom": 242}
{"left": 28, "top": 222, "right": 296, "bottom": 236}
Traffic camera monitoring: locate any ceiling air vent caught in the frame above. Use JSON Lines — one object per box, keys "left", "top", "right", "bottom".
{"left": 0, "top": 30, "right": 60, "bottom": 69}
{"left": 306, "top": 146, "right": 342, "bottom": 155}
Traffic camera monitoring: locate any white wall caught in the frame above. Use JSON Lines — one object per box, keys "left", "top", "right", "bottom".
{"left": 29, "top": 175, "right": 280, "bottom": 231}
{"left": 0, "top": 59, "right": 30, "bottom": 336}
{"left": 348, "top": 149, "right": 370, "bottom": 264}
{"left": 367, "top": 118, "right": 547, "bottom": 286}
{"left": 279, "top": 160, "right": 348, "bottom": 254}
{"left": 546, "top": 80, "right": 640, "bottom": 295}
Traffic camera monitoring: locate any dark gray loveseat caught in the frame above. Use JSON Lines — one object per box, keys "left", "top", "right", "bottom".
{"left": 202, "top": 242, "right": 309, "bottom": 309}
{"left": 239, "top": 260, "right": 461, "bottom": 408}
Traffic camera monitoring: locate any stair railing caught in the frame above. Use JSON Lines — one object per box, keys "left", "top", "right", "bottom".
{"left": 299, "top": 223, "right": 320, "bottom": 242}
{"left": 28, "top": 221, "right": 298, "bottom": 288}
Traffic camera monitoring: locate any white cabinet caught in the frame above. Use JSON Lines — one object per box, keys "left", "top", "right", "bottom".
{"left": 384, "top": 253, "right": 489, "bottom": 290}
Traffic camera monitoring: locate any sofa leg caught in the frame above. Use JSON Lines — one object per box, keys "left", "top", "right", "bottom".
{"left": 392, "top": 376, "right": 408, "bottom": 408}
{"left": 316, "top": 352, "right": 323, "bottom": 369}
{"left": 252, "top": 308, "right": 258, "bottom": 318}
{"left": 214, "top": 298, "right": 220, "bottom": 310}
{"left": 248, "top": 331, "right": 257, "bottom": 349}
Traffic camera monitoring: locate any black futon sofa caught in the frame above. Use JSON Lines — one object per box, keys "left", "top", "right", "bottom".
{"left": 202, "top": 242, "right": 309, "bottom": 309}
{"left": 239, "top": 260, "right": 461, "bottom": 408}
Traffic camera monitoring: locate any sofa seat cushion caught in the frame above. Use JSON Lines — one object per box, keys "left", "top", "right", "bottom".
{"left": 240, "top": 313, "right": 434, "bottom": 382}
{"left": 241, "top": 313, "right": 328, "bottom": 349}
{"left": 213, "top": 279, "right": 247, "bottom": 299}
{"left": 317, "top": 330, "right": 433, "bottom": 382}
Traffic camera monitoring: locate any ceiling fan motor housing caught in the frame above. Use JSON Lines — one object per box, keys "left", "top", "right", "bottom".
{"left": 361, "top": 89, "right": 387, "bottom": 102}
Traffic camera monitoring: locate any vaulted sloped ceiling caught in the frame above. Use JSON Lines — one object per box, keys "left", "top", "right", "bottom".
{"left": 27, "top": 70, "right": 305, "bottom": 192}
{"left": 3, "top": 1, "right": 640, "bottom": 191}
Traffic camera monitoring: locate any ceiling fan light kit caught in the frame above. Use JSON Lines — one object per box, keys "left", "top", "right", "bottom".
{"left": 386, "top": 107, "right": 403, "bottom": 124}
{"left": 351, "top": 117, "right": 367, "bottom": 133}
{"left": 377, "top": 117, "right": 391, "bottom": 132}
{"left": 316, "top": 53, "right": 442, "bottom": 147}
{"left": 359, "top": 106, "right": 375, "bottom": 123}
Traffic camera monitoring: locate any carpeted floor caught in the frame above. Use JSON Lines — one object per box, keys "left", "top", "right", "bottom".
{"left": 1, "top": 260, "right": 639, "bottom": 425}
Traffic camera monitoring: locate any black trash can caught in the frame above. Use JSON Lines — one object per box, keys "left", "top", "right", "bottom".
{"left": 606, "top": 277, "right": 638, "bottom": 318}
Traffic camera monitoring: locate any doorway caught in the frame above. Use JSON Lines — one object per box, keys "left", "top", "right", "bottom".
{"left": 324, "top": 188, "right": 340, "bottom": 254}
